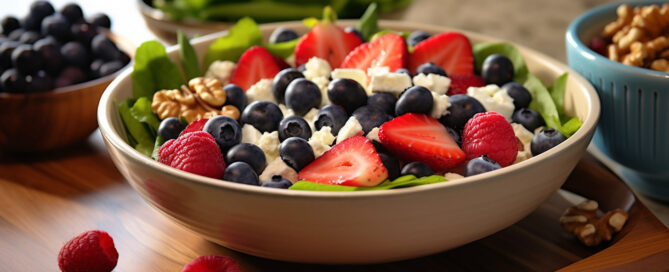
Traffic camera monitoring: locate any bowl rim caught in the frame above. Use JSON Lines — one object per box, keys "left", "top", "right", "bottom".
{"left": 98, "top": 20, "right": 600, "bottom": 199}
{"left": 566, "top": 0, "right": 669, "bottom": 79}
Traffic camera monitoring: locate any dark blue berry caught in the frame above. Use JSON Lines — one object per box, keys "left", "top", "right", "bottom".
{"left": 99, "top": 60, "right": 124, "bottom": 77}
{"left": 395, "top": 85, "right": 433, "bottom": 116}
{"left": 367, "top": 92, "right": 397, "bottom": 116}
{"left": 513, "top": 108, "right": 545, "bottom": 132}
{"left": 401, "top": 161, "right": 433, "bottom": 178}
{"left": 54, "top": 66, "right": 86, "bottom": 87}
{"left": 353, "top": 106, "right": 392, "bottom": 134}
{"left": 91, "top": 34, "right": 121, "bottom": 61}
{"left": 269, "top": 27, "right": 299, "bottom": 44}
{"left": 440, "top": 94, "right": 486, "bottom": 130}
{"left": 314, "top": 104, "right": 348, "bottom": 135}
{"left": 89, "top": 59, "right": 104, "bottom": 78}
{"left": 226, "top": 143, "right": 267, "bottom": 175}
{"left": 22, "top": 15, "right": 43, "bottom": 32}
{"left": 0, "top": 41, "right": 19, "bottom": 70}
{"left": 482, "top": 54, "right": 514, "bottom": 86}
{"left": 223, "top": 84, "right": 246, "bottom": 112}
{"left": 416, "top": 62, "right": 446, "bottom": 77}
{"left": 531, "top": 128, "right": 566, "bottom": 156}
{"left": 327, "top": 78, "right": 367, "bottom": 114}
{"left": 378, "top": 152, "right": 400, "bottom": 180}
{"left": 279, "top": 137, "right": 314, "bottom": 171}
{"left": 285, "top": 78, "right": 321, "bottom": 116}
{"left": 395, "top": 68, "right": 411, "bottom": 76}
{"left": 278, "top": 115, "right": 312, "bottom": 141}
{"left": 408, "top": 31, "right": 430, "bottom": 47}
{"left": 60, "top": 41, "right": 89, "bottom": 68}
{"left": 157, "top": 117, "right": 186, "bottom": 141}
{"left": 446, "top": 127, "right": 461, "bottom": 146}
{"left": 1, "top": 16, "right": 21, "bottom": 36}
{"left": 29, "top": 1, "right": 55, "bottom": 21}
{"left": 0, "top": 68, "right": 27, "bottom": 93}
{"left": 223, "top": 161, "right": 259, "bottom": 186}
{"left": 19, "top": 31, "right": 41, "bottom": 44}
{"left": 345, "top": 26, "right": 364, "bottom": 41}
{"left": 12, "top": 45, "right": 42, "bottom": 75}
{"left": 70, "top": 23, "right": 98, "bottom": 45}
{"left": 60, "top": 3, "right": 84, "bottom": 23}
{"left": 41, "top": 14, "right": 70, "bottom": 41}
{"left": 272, "top": 68, "right": 304, "bottom": 103}
{"left": 465, "top": 155, "right": 501, "bottom": 176}
{"left": 501, "top": 82, "right": 531, "bottom": 109}
{"left": 261, "top": 175, "right": 293, "bottom": 189}
{"left": 203, "top": 115, "right": 242, "bottom": 153}
{"left": 8, "top": 29, "right": 25, "bottom": 41}
{"left": 87, "top": 13, "right": 111, "bottom": 29}
{"left": 25, "top": 71, "right": 53, "bottom": 92}
{"left": 241, "top": 101, "right": 283, "bottom": 133}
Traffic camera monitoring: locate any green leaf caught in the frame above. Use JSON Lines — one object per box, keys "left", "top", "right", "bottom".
{"left": 472, "top": 42, "right": 529, "bottom": 82}
{"left": 117, "top": 99, "right": 155, "bottom": 157}
{"left": 151, "top": 136, "right": 166, "bottom": 161}
{"left": 560, "top": 117, "right": 582, "bottom": 137}
{"left": 132, "top": 41, "right": 184, "bottom": 99}
{"left": 177, "top": 30, "right": 201, "bottom": 80}
{"left": 322, "top": 5, "right": 337, "bottom": 23}
{"left": 303, "top": 17, "right": 319, "bottom": 28}
{"left": 548, "top": 73, "right": 568, "bottom": 118}
{"left": 129, "top": 97, "right": 161, "bottom": 135}
{"left": 524, "top": 74, "right": 562, "bottom": 132}
{"left": 263, "top": 39, "right": 299, "bottom": 59}
{"left": 357, "top": 3, "right": 378, "bottom": 41}
{"left": 203, "top": 17, "right": 263, "bottom": 68}
{"left": 289, "top": 175, "right": 447, "bottom": 192}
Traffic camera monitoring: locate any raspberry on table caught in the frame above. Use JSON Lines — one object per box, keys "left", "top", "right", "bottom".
{"left": 58, "top": 230, "right": 118, "bottom": 272}
{"left": 462, "top": 111, "right": 518, "bottom": 167}
{"left": 182, "top": 255, "right": 241, "bottom": 272}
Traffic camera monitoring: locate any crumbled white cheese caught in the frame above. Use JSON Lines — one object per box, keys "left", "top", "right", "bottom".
{"left": 367, "top": 66, "right": 390, "bottom": 78}
{"left": 444, "top": 172, "right": 464, "bottom": 180}
{"left": 331, "top": 68, "right": 368, "bottom": 89}
{"left": 205, "top": 60, "right": 235, "bottom": 85}
{"left": 467, "top": 84, "right": 515, "bottom": 121}
{"left": 303, "top": 57, "right": 331, "bottom": 80}
{"left": 368, "top": 72, "right": 412, "bottom": 96}
{"left": 278, "top": 104, "right": 295, "bottom": 117}
{"left": 412, "top": 73, "right": 451, "bottom": 95}
{"left": 303, "top": 107, "right": 320, "bottom": 132}
{"left": 430, "top": 91, "right": 450, "bottom": 119}
{"left": 366, "top": 127, "right": 380, "bottom": 142}
{"left": 245, "top": 79, "right": 275, "bottom": 103}
{"left": 336, "top": 116, "right": 363, "bottom": 143}
{"left": 310, "top": 76, "right": 331, "bottom": 107}
{"left": 257, "top": 131, "right": 280, "bottom": 162}
{"left": 308, "top": 126, "right": 336, "bottom": 158}
{"left": 512, "top": 123, "right": 534, "bottom": 163}
{"left": 258, "top": 157, "right": 298, "bottom": 184}
{"left": 241, "top": 124, "right": 263, "bottom": 145}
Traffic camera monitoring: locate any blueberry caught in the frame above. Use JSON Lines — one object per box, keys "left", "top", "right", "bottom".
{"left": 531, "top": 128, "right": 566, "bottom": 156}
{"left": 0, "top": 41, "right": 19, "bottom": 70}
{"left": 157, "top": 117, "right": 186, "bottom": 141}
{"left": 465, "top": 155, "right": 501, "bottom": 177}
{"left": 25, "top": 71, "right": 53, "bottom": 92}
{"left": 401, "top": 161, "right": 434, "bottom": 178}
{"left": 501, "top": 82, "right": 531, "bottom": 109}
{"left": 87, "top": 13, "right": 111, "bottom": 29}
{"left": 98, "top": 60, "right": 124, "bottom": 77}
{"left": 285, "top": 78, "right": 321, "bottom": 116}
{"left": 18, "top": 31, "right": 41, "bottom": 44}
{"left": 60, "top": 3, "right": 84, "bottom": 23}
{"left": 352, "top": 106, "right": 392, "bottom": 134}
{"left": 223, "top": 84, "right": 246, "bottom": 112}
{"left": 60, "top": 41, "right": 89, "bottom": 68}
{"left": 408, "top": 31, "right": 430, "bottom": 47}
{"left": 89, "top": 59, "right": 104, "bottom": 78}
{"left": 345, "top": 26, "right": 364, "bottom": 41}
{"left": 446, "top": 127, "right": 462, "bottom": 146}
{"left": 203, "top": 115, "right": 242, "bottom": 153}
{"left": 272, "top": 68, "right": 304, "bottom": 103}
{"left": 21, "top": 15, "right": 42, "bottom": 32}
{"left": 440, "top": 94, "right": 486, "bottom": 130}
{"left": 12, "top": 45, "right": 42, "bottom": 75}
{"left": 29, "top": 1, "right": 55, "bottom": 21}
{"left": 41, "top": 14, "right": 70, "bottom": 41}
{"left": 1, "top": 16, "right": 21, "bottom": 36}
{"left": 54, "top": 66, "right": 86, "bottom": 87}
{"left": 226, "top": 143, "right": 267, "bottom": 175}
{"left": 70, "top": 23, "right": 98, "bottom": 45}
{"left": 395, "top": 85, "right": 433, "bottom": 116}
{"left": 327, "top": 78, "right": 367, "bottom": 114}
{"left": 241, "top": 101, "right": 283, "bottom": 133}
{"left": 8, "top": 29, "right": 25, "bottom": 41}
{"left": 367, "top": 92, "right": 397, "bottom": 116}
{"left": 0, "top": 69, "right": 27, "bottom": 93}
{"left": 269, "top": 27, "right": 299, "bottom": 44}
{"left": 278, "top": 116, "right": 312, "bottom": 141}
{"left": 279, "top": 137, "right": 315, "bottom": 171}
{"left": 395, "top": 68, "right": 411, "bottom": 76}
{"left": 513, "top": 108, "right": 545, "bottom": 132}
{"left": 314, "top": 104, "right": 348, "bottom": 135}
{"left": 416, "top": 62, "right": 446, "bottom": 77}
{"left": 482, "top": 54, "right": 514, "bottom": 86}
{"left": 261, "top": 175, "right": 293, "bottom": 189}
{"left": 91, "top": 34, "right": 121, "bottom": 61}
{"left": 223, "top": 162, "right": 259, "bottom": 186}
{"left": 378, "top": 152, "right": 400, "bottom": 180}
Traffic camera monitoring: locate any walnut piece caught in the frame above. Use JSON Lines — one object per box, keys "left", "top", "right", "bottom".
{"left": 189, "top": 77, "right": 226, "bottom": 107}
{"left": 151, "top": 79, "right": 240, "bottom": 123}
{"left": 560, "top": 200, "right": 629, "bottom": 246}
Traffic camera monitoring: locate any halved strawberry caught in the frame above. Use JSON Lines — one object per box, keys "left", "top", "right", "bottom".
{"left": 298, "top": 136, "right": 388, "bottom": 187}
{"left": 409, "top": 32, "right": 474, "bottom": 76}
{"left": 448, "top": 74, "right": 485, "bottom": 95}
{"left": 230, "top": 46, "right": 281, "bottom": 91}
{"left": 294, "top": 8, "right": 362, "bottom": 68}
{"left": 378, "top": 113, "right": 465, "bottom": 172}
{"left": 341, "top": 33, "right": 407, "bottom": 73}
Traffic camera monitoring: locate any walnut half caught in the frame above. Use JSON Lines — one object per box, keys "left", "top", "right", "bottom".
{"left": 560, "top": 200, "right": 629, "bottom": 246}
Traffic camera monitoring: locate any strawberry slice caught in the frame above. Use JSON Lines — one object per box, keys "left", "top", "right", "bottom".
{"left": 341, "top": 33, "right": 407, "bottom": 73}
{"left": 298, "top": 135, "right": 388, "bottom": 187}
{"left": 294, "top": 8, "right": 362, "bottom": 68}
{"left": 230, "top": 46, "right": 281, "bottom": 91}
{"left": 448, "top": 74, "right": 485, "bottom": 95}
{"left": 409, "top": 32, "right": 474, "bottom": 76}
{"left": 378, "top": 113, "right": 465, "bottom": 172}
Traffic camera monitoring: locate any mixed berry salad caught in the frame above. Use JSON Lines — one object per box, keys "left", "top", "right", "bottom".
{"left": 118, "top": 5, "right": 582, "bottom": 191}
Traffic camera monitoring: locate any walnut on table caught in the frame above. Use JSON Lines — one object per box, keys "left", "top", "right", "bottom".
{"left": 560, "top": 200, "right": 628, "bottom": 246}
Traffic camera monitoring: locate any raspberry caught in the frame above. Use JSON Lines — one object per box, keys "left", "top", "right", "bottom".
{"left": 462, "top": 112, "right": 518, "bottom": 167}
{"left": 158, "top": 131, "right": 226, "bottom": 179}
{"left": 58, "top": 230, "right": 118, "bottom": 272}
{"left": 447, "top": 74, "right": 485, "bottom": 96}
{"left": 182, "top": 255, "right": 241, "bottom": 272}
{"left": 180, "top": 118, "right": 209, "bottom": 136}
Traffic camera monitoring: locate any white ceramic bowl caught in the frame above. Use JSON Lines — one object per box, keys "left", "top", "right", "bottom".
{"left": 98, "top": 21, "right": 600, "bottom": 264}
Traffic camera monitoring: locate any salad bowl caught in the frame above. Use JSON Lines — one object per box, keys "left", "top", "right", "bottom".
{"left": 98, "top": 20, "right": 600, "bottom": 263}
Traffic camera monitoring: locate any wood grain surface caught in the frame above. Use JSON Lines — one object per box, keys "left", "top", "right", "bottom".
{"left": 1, "top": 132, "right": 668, "bottom": 271}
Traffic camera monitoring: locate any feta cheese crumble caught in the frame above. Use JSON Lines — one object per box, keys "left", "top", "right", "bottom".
{"left": 303, "top": 108, "right": 320, "bottom": 132}
{"left": 245, "top": 79, "right": 275, "bottom": 103}
{"left": 331, "top": 68, "right": 368, "bottom": 89}
{"left": 205, "top": 60, "right": 235, "bottom": 85}
{"left": 278, "top": 104, "right": 295, "bottom": 117}
{"left": 310, "top": 76, "right": 331, "bottom": 107}
{"left": 303, "top": 57, "right": 331, "bottom": 80}
{"left": 241, "top": 124, "right": 263, "bottom": 145}
{"left": 368, "top": 72, "right": 412, "bottom": 96}
{"left": 412, "top": 73, "right": 451, "bottom": 94}
{"left": 257, "top": 131, "right": 280, "bottom": 162}
{"left": 512, "top": 123, "right": 534, "bottom": 163}
{"left": 430, "top": 91, "right": 450, "bottom": 119}
{"left": 366, "top": 127, "right": 380, "bottom": 142}
{"left": 467, "top": 84, "right": 515, "bottom": 121}
{"left": 308, "top": 126, "right": 336, "bottom": 158}
{"left": 336, "top": 116, "right": 363, "bottom": 143}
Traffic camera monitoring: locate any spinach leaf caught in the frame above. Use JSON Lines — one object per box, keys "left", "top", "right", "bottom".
{"left": 129, "top": 97, "right": 161, "bottom": 135}
{"left": 117, "top": 98, "right": 155, "bottom": 157}
{"left": 132, "top": 41, "right": 184, "bottom": 100}
{"left": 203, "top": 17, "right": 263, "bottom": 68}
{"left": 289, "top": 175, "right": 447, "bottom": 192}
{"left": 357, "top": 3, "right": 379, "bottom": 41}
{"left": 548, "top": 73, "right": 568, "bottom": 118}
{"left": 524, "top": 74, "right": 562, "bottom": 132}
{"left": 177, "top": 30, "right": 201, "bottom": 80}
{"left": 264, "top": 39, "right": 299, "bottom": 59}
{"left": 560, "top": 117, "right": 582, "bottom": 137}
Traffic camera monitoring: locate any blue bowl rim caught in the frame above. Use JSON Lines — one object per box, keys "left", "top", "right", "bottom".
{"left": 566, "top": 0, "right": 669, "bottom": 80}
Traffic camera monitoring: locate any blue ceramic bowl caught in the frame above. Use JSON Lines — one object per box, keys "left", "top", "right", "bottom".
{"left": 566, "top": 1, "right": 669, "bottom": 201}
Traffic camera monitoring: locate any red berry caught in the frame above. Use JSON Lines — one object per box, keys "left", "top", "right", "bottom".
{"left": 448, "top": 74, "right": 485, "bottom": 96}
{"left": 230, "top": 46, "right": 281, "bottom": 90}
{"left": 295, "top": 22, "right": 362, "bottom": 68}
{"left": 158, "top": 131, "right": 226, "bottom": 179}
{"left": 180, "top": 118, "right": 209, "bottom": 136}
{"left": 58, "top": 230, "right": 118, "bottom": 272}
{"left": 409, "top": 32, "right": 474, "bottom": 75}
{"left": 341, "top": 33, "right": 407, "bottom": 74}
{"left": 182, "top": 255, "right": 241, "bottom": 272}
{"left": 462, "top": 112, "right": 518, "bottom": 167}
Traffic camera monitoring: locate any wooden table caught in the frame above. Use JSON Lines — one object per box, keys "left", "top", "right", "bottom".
{"left": 2, "top": 131, "right": 669, "bottom": 271}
